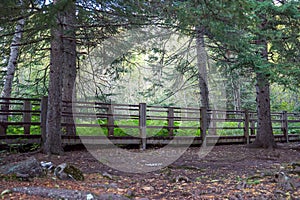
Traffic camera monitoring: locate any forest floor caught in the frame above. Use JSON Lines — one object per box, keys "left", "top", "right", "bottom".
{"left": 0, "top": 142, "right": 299, "bottom": 200}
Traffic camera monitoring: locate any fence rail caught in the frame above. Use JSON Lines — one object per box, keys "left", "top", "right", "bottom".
{"left": 0, "top": 97, "right": 300, "bottom": 148}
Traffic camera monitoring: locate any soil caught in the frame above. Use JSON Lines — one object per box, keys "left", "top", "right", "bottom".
{"left": 0, "top": 142, "right": 299, "bottom": 199}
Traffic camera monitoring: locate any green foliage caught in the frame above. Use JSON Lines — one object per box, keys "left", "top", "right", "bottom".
{"left": 6, "top": 126, "right": 23, "bottom": 135}
{"left": 76, "top": 127, "right": 106, "bottom": 136}
{"left": 77, "top": 119, "right": 253, "bottom": 137}
{"left": 246, "top": 178, "right": 261, "bottom": 185}
{"left": 270, "top": 85, "right": 300, "bottom": 112}
{"left": 6, "top": 125, "right": 40, "bottom": 135}
{"left": 288, "top": 122, "right": 300, "bottom": 134}
{"left": 217, "top": 122, "right": 244, "bottom": 136}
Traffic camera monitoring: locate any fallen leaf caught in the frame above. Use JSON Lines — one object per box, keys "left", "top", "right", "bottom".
{"left": 1, "top": 189, "right": 11, "bottom": 196}
{"left": 142, "top": 186, "right": 154, "bottom": 191}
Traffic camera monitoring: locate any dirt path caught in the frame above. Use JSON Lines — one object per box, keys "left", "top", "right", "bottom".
{"left": 0, "top": 143, "right": 299, "bottom": 199}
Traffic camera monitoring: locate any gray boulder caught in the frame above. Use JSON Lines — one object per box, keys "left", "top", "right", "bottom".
{"left": 0, "top": 157, "right": 43, "bottom": 178}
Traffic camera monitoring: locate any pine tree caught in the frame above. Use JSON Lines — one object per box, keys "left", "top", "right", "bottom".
{"left": 209, "top": 0, "right": 300, "bottom": 148}
{"left": 62, "top": 0, "right": 76, "bottom": 136}
{"left": 44, "top": 0, "right": 64, "bottom": 155}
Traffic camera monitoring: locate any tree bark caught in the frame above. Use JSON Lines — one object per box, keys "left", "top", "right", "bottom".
{"left": 44, "top": 0, "right": 64, "bottom": 155}
{"left": 62, "top": 0, "right": 76, "bottom": 136}
{"left": 232, "top": 78, "right": 241, "bottom": 111}
{"left": 253, "top": 41, "right": 276, "bottom": 148}
{"left": 0, "top": 18, "right": 25, "bottom": 135}
{"left": 254, "top": 72, "right": 276, "bottom": 148}
{"left": 251, "top": 1, "right": 276, "bottom": 149}
{"left": 196, "top": 26, "right": 210, "bottom": 130}
{"left": 196, "top": 27, "right": 209, "bottom": 110}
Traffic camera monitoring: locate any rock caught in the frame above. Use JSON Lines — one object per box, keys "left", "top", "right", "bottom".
{"left": 102, "top": 172, "right": 113, "bottom": 180}
{"left": 40, "top": 161, "right": 55, "bottom": 171}
{"left": 11, "top": 187, "right": 130, "bottom": 200}
{"left": 0, "top": 157, "right": 43, "bottom": 178}
{"left": 54, "top": 163, "right": 84, "bottom": 181}
{"left": 174, "top": 175, "right": 190, "bottom": 183}
{"left": 86, "top": 193, "right": 94, "bottom": 200}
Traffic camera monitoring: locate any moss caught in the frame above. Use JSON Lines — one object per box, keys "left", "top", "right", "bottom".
{"left": 0, "top": 173, "right": 18, "bottom": 181}
{"left": 63, "top": 164, "right": 84, "bottom": 181}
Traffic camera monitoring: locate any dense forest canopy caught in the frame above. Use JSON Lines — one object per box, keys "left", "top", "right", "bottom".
{"left": 0, "top": 0, "right": 299, "bottom": 110}
{"left": 0, "top": 0, "right": 299, "bottom": 152}
{"left": 1, "top": 1, "right": 299, "bottom": 111}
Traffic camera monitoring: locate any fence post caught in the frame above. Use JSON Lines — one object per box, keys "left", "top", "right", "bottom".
{"left": 209, "top": 110, "right": 217, "bottom": 135}
{"left": 139, "top": 103, "right": 147, "bottom": 150}
{"left": 250, "top": 113, "right": 255, "bottom": 135}
{"left": 168, "top": 107, "right": 174, "bottom": 136}
{"left": 23, "top": 100, "right": 32, "bottom": 135}
{"left": 0, "top": 123, "right": 5, "bottom": 135}
{"left": 281, "top": 111, "right": 288, "bottom": 142}
{"left": 0, "top": 99, "right": 9, "bottom": 135}
{"left": 200, "top": 107, "right": 207, "bottom": 147}
{"left": 107, "top": 104, "right": 114, "bottom": 136}
{"left": 244, "top": 110, "right": 250, "bottom": 144}
{"left": 0, "top": 115, "right": 6, "bottom": 135}
{"left": 40, "top": 96, "right": 48, "bottom": 145}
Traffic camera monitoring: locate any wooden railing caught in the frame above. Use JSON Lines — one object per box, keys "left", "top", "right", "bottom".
{"left": 0, "top": 97, "right": 41, "bottom": 135}
{"left": 0, "top": 97, "right": 300, "bottom": 147}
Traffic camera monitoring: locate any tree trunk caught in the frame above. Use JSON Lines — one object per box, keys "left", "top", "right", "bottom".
{"left": 232, "top": 77, "right": 241, "bottom": 112}
{"left": 196, "top": 27, "right": 209, "bottom": 110}
{"left": 196, "top": 27, "right": 210, "bottom": 130}
{"left": 44, "top": 0, "right": 64, "bottom": 155}
{"left": 251, "top": 1, "right": 276, "bottom": 149}
{"left": 62, "top": 0, "right": 76, "bottom": 136}
{"left": 0, "top": 18, "right": 25, "bottom": 135}
{"left": 254, "top": 72, "right": 276, "bottom": 148}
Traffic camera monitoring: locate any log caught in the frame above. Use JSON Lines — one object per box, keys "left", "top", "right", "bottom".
{"left": 12, "top": 187, "right": 130, "bottom": 200}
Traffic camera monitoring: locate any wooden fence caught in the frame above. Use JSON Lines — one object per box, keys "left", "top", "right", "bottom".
{"left": 0, "top": 97, "right": 300, "bottom": 148}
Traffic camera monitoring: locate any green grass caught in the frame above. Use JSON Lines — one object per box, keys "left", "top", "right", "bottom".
{"left": 76, "top": 120, "right": 237, "bottom": 137}
{"left": 6, "top": 126, "right": 40, "bottom": 135}
{"left": 216, "top": 122, "right": 244, "bottom": 136}
{"left": 288, "top": 122, "right": 300, "bottom": 134}
{"left": 5, "top": 118, "right": 300, "bottom": 136}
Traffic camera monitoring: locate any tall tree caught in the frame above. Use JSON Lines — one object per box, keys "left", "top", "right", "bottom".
{"left": 0, "top": 18, "right": 25, "bottom": 135}
{"left": 163, "top": 1, "right": 212, "bottom": 110}
{"left": 252, "top": 2, "right": 275, "bottom": 148}
{"left": 196, "top": 26, "right": 210, "bottom": 110}
{"left": 44, "top": 0, "right": 64, "bottom": 155}
{"left": 62, "top": 0, "right": 76, "bottom": 136}
{"left": 209, "top": 0, "right": 300, "bottom": 148}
